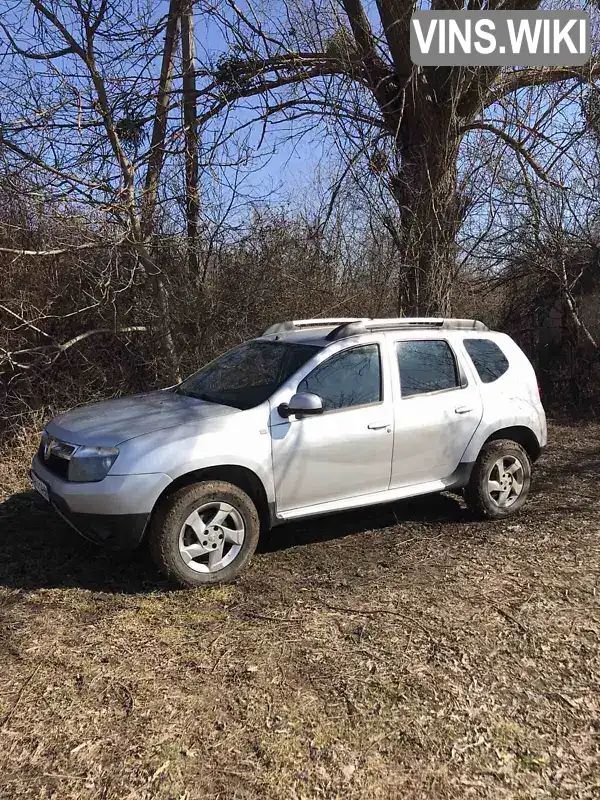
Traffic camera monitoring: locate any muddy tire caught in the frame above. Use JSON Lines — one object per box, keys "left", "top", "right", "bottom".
{"left": 465, "top": 439, "right": 532, "bottom": 520}
{"left": 149, "top": 480, "right": 260, "bottom": 588}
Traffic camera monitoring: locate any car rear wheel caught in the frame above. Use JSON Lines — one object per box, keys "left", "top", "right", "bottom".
{"left": 465, "top": 439, "right": 532, "bottom": 519}
{"left": 149, "top": 480, "right": 260, "bottom": 587}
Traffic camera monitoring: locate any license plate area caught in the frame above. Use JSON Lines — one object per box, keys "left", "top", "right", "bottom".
{"left": 30, "top": 471, "right": 50, "bottom": 503}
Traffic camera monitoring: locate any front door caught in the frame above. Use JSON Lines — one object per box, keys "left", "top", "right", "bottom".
{"left": 389, "top": 337, "right": 483, "bottom": 488}
{"left": 270, "top": 342, "right": 394, "bottom": 512}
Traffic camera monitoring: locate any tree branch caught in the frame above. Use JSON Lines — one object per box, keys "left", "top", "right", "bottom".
{"left": 489, "top": 61, "right": 600, "bottom": 106}
{"left": 1, "top": 327, "right": 149, "bottom": 372}
{"left": 373, "top": 0, "right": 415, "bottom": 80}
{"left": 0, "top": 240, "right": 124, "bottom": 257}
{"left": 197, "top": 66, "right": 351, "bottom": 128}
{"left": 56, "top": 326, "right": 148, "bottom": 352}
{"left": 461, "top": 121, "right": 562, "bottom": 187}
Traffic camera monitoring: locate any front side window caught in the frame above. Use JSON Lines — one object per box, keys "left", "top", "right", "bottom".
{"left": 464, "top": 339, "right": 509, "bottom": 383}
{"left": 297, "top": 344, "right": 381, "bottom": 411}
{"left": 397, "top": 340, "right": 459, "bottom": 398}
{"left": 176, "top": 340, "right": 320, "bottom": 409}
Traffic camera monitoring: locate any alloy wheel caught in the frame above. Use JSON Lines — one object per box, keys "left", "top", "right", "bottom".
{"left": 178, "top": 501, "right": 245, "bottom": 573}
{"left": 487, "top": 455, "right": 525, "bottom": 508}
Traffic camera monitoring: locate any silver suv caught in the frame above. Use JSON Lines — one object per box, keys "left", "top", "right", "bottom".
{"left": 31, "top": 318, "right": 547, "bottom": 587}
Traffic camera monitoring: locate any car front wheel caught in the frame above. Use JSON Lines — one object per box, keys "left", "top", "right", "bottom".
{"left": 149, "top": 480, "right": 260, "bottom": 587}
{"left": 465, "top": 439, "right": 532, "bottom": 519}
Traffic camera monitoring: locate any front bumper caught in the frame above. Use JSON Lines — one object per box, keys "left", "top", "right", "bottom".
{"left": 31, "top": 454, "right": 172, "bottom": 550}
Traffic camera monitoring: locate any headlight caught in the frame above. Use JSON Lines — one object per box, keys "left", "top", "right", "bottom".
{"left": 68, "top": 446, "right": 119, "bottom": 483}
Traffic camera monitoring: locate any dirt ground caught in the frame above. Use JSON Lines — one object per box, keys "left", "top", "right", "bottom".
{"left": 0, "top": 422, "right": 599, "bottom": 800}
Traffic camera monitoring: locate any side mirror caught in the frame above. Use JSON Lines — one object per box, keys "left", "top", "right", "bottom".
{"left": 278, "top": 392, "right": 324, "bottom": 419}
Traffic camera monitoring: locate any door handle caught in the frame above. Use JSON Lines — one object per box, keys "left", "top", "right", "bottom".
{"left": 367, "top": 422, "right": 391, "bottom": 430}
{"left": 455, "top": 406, "right": 473, "bottom": 414}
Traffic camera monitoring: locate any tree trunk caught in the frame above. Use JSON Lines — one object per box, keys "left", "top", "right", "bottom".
{"left": 391, "top": 106, "right": 462, "bottom": 317}
{"left": 561, "top": 260, "right": 599, "bottom": 351}
{"left": 155, "top": 274, "right": 181, "bottom": 383}
{"left": 181, "top": 0, "right": 201, "bottom": 277}
{"left": 142, "top": 0, "right": 181, "bottom": 238}
{"left": 138, "top": 0, "right": 181, "bottom": 383}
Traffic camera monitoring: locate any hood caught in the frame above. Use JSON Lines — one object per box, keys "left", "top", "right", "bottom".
{"left": 46, "top": 390, "right": 239, "bottom": 447}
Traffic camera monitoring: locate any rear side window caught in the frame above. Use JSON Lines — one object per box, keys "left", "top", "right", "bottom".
{"left": 397, "top": 340, "right": 459, "bottom": 397}
{"left": 464, "top": 339, "right": 509, "bottom": 383}
{"left": 298, "top": 344, "right": 381, "bottom": 411}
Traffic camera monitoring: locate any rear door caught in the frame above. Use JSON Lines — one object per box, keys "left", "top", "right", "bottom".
{"left": 389, "top": 336, "right": 483, "bottom": 488}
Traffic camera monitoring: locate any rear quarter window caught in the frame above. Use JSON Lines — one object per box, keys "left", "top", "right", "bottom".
{"left": 464, "top": 339, "right": 509, "bottom": 383}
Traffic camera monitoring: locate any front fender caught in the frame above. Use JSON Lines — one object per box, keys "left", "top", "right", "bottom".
{"left": 109, "top": 407, "right": 275, "bottom": 505}
{"left": 166, "top": 453, "right": 275, "bottom": 506}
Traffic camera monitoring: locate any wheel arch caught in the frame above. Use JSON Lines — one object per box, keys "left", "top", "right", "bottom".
{"left": 481, "top": 426, "right": 541, "bottom": 462}
{"left": 150, "top": 465, "right": 274, "bottom": 533}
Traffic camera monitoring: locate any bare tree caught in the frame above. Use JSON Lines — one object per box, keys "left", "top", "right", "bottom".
{"left": 189, "top": 0, "right": 600, "bottom": 314}
{"left": 2, "top": 0, "right": 600, "bottom": 390}
{"left": 0, "top": 0, "right": 187, "bottom": 378}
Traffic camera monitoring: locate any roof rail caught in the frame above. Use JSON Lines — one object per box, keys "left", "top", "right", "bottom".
{"left": 263, "top": 318, "right": 362, "bottom": 336}
{"left": 369, "top": 317, "right": 488, "bottom": 331}
{"left": 326, "top": 317, "right": 488, "bottom": 340}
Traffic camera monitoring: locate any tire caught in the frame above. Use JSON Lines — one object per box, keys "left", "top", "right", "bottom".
{"left": 149, "top": 480, "right": 260, "bottom": 588}
{"left": 465, "top": 439, "right": 532, "bottom": 520}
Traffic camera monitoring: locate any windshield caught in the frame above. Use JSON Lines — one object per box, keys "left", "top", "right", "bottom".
{"left": 176, "top": 340, "right": 321, "bottom": 410}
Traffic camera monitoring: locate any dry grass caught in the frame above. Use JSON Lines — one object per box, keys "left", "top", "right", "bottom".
{"left": 0, "top": 422, "right": 599, "bottom": 799}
